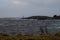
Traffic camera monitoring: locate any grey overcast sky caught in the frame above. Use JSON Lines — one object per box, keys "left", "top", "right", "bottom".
{"left": 0, "top": 0, "right": 60, "bottom": 18}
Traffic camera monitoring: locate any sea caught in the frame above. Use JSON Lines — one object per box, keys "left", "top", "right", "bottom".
{"left": 0, "top": 19, "right": 60, "bottom": 35}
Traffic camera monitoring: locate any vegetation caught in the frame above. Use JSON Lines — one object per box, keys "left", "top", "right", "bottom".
{"left": 53, "top": 15, "right": 57, "bottom": 18}
{"left": 0, "top": 32, "right": 60, "bottom": 40}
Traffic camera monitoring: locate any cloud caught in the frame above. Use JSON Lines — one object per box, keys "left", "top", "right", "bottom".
{"left": 12, "top": 0, "right": 28, "bottom": 5}
{"left": 0, "top": 0, "right": 60, "bottom": 17}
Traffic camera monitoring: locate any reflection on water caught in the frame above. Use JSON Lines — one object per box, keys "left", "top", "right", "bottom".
{"left": 0, "top": 19, "right": 60, "bottom": 35}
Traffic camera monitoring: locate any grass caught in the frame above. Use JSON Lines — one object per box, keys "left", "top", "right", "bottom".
{"left": 0, "top": 32, "right": 60, "bottom": 40}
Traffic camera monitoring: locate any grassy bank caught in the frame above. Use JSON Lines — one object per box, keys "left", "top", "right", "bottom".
{"left": 0, "top": 32, "right": 60, "bottom": 40}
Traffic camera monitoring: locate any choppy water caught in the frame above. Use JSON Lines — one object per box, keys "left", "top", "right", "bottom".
{"left": 0, "top": 19, "right": 60, "bottom": 35}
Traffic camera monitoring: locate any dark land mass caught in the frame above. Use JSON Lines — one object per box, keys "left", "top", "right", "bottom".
{"left": 22, "top": 15, "right": 60, "bottom": 20}
{"left": 22, "top": 16, "right": 52, "bottom": 20}
{"left": 54, "top": 16, "right": 60, "bottom": 19}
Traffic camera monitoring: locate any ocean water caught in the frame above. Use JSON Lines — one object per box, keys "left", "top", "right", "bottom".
{"left": 0, "top": 19, "right": 60, "bottom": 35}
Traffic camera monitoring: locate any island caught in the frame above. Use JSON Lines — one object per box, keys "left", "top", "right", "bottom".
{"left": 22, "top": 15, "right": 60, "bottom": 20}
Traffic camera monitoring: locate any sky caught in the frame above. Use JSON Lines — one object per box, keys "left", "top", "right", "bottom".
{"left": 0, "top": 0, "right": 60, "bottom": 18}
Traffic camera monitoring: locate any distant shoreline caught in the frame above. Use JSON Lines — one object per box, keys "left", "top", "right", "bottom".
{"left": 22, "top": 15, "right": 60, "bottom": 20}
{"left": 0, "top": 15, "right": 60, "bottom": 20}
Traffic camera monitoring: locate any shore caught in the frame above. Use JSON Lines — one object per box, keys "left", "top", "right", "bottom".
{"left": 0, "top": 32, "right": 60, "bottom": 40}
